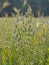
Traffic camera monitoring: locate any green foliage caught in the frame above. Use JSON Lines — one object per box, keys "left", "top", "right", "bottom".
{"left": 44, "top": 48, "right": 49, "bottom": 65}
{"left": 0, "top": 16, "right": 49, "bottom": 65}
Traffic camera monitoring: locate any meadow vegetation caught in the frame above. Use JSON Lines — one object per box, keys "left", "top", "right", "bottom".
{"left": 0, "top": 16, "right": 49, "bottom": 65}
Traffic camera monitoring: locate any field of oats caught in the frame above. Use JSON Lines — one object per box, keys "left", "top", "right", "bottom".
{"left": 0, "top": 16, "right": 49, "bottom": 65}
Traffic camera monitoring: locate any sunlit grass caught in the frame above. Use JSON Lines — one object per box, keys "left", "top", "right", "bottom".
{"left": 0, "top": 16, "right": 49, "bottom": 65}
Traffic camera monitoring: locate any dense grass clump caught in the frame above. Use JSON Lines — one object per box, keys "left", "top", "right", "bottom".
{"left": 0, "top": 16, "right": 49, "bottom": 65}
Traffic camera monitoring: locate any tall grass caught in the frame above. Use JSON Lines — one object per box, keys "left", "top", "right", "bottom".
{"left": 0, "top": 16, "right": 49, "bottom": 65}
